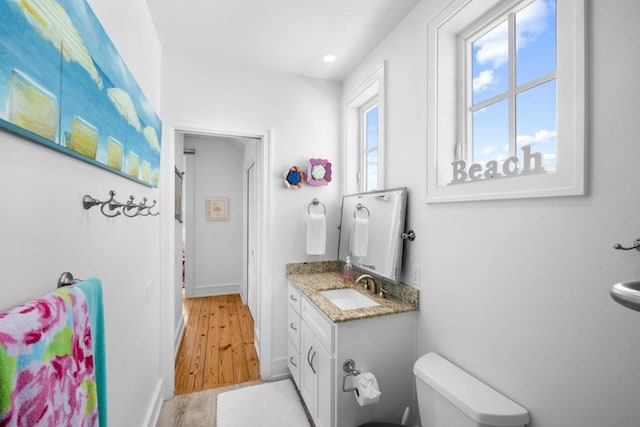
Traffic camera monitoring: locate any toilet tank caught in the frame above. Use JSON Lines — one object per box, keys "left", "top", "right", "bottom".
{"left": 414, "top": 353, "right": 529, "bottom": 427}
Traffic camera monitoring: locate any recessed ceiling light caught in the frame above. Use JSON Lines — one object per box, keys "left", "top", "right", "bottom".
{"left": 322, "top": 54, "right": 336, "bottom": 63}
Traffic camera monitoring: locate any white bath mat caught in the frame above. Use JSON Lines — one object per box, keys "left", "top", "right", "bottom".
{"left": 216, "top": 380, "right": 311, "bottom": 427}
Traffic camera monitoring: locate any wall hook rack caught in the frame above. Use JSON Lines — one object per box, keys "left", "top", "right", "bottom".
{"left": 83, "top": 190, "right": 159, "bottom": 218}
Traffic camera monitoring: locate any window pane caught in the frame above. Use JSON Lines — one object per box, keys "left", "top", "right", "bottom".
{"left": 516, "top": 0, "right": 556, "bottom": 86}
{"left": 472, "top": 20, "right": 509, "bottom": 105}
{"left": 472, "top": 99, "right": 509, "bottom": 165}
{"left": 516, "top": 79, "right": 556, "bottom": 168}
{"left": 366, "top": 150, "right": 378, "bottom": 191}
{"left": 365, "top": 105, "right": 379, "bottom": 150}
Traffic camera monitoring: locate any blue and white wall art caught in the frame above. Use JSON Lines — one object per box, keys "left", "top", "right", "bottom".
{"left": 0, "top": 0, "right": 162, "bottom": 187}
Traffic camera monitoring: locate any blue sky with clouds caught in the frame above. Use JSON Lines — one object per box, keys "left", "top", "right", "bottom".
{"left": 470, "top": 0, "right": 557, "bottom": 169}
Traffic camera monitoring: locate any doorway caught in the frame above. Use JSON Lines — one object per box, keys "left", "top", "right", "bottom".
{"left": 182, "top": 134, "right": 252, "bottom": 299}
{"left": 159, "top": 121, "right": 273, "bottom": 400}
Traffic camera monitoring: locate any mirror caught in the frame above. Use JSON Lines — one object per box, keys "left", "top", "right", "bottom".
{"left": 337, "top": 188, "right": 407, "bottom": 283}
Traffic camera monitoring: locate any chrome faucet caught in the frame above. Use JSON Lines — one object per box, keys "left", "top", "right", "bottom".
{"left": 355, "top": 274, "right": 378, "bottom": 295}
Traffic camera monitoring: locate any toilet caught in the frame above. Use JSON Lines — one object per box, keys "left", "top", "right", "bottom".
{"left": 360, "top": 352, "right": 529, "bottom": 427}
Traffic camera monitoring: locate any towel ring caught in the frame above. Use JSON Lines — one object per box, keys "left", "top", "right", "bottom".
{"left": 308, "top": 198, "right": 326, "bottom": 215}
{"left": 354, "top": 203, "right": 370, "bottom": 218}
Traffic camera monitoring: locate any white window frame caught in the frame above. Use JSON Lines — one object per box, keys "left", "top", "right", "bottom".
{"left": 426, "top": 0, "right": 586, "bottom": 203}
{"left": 343, "top": 62, "right": 386, "bottom": 195}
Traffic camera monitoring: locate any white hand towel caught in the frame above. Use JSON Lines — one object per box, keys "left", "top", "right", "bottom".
{"left": 306, "top": 213, "right": 326, "bottom": 255}
{"left": 349, "top": 216, "right": 369, "bottom": 257}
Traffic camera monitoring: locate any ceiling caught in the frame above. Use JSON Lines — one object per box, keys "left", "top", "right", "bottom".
{"left": 144, "top": 0, "right": 420, "bottom": 82}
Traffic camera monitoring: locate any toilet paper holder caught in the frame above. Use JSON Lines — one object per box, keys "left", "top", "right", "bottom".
{"left": 342, "top": 359, "right": 361, "bottom": 392}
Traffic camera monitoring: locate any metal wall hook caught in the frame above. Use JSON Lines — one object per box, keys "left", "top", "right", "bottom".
{"left": 613, "top": 238, "right": 640, "bottom": 251}
{"left": 145, "top": 199, "right": 157, "bottom": 214}
{"left": 148, "top": 200, "right": 160, "bottom": 216}
{"left": 137, "top": 197, "right": 151, "bottom": 216}
{"left": 100, "top": 190, "right": 122, "bottom": 217}
{"left": 122, "top": 196, "right": 140, "bottom": 217}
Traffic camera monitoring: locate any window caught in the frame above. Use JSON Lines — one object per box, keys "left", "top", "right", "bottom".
{"left": 361, "top": 100, "right": 379, "bottom": 192}
{"left": 343, "top": 63, "right": 385, "bottom": 195}
{"left": 427, "top": 0, "right": 585, "bottom": 203}
{"left": 464, "top": 0, "right": 557, "bottom": 172}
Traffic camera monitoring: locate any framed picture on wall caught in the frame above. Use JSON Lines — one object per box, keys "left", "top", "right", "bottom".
{"left": 206, "top": 197, "right": 228, "bottom": 221}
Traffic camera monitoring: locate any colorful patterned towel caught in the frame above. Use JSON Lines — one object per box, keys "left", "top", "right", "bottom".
{"left": 0, "top": 287, "right": 98, "bottom": 426}
{"left": 75, "top": 279, "right": 107, "bottom": 427}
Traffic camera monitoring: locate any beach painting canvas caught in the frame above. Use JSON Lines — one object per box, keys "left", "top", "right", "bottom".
{"left": 0, "top": 0, "right": 162, "bottom": 187}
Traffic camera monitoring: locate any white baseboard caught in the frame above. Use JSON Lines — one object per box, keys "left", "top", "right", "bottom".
{"left": 269, "top": 356, "right": 290, "bottom": 381}
{"left": 144, "top": 379, "right": 164, "bottom": 427}
{"left": 188, "top": 283, "right": 242, "bottom": 298}
{"left": 174, "top": 316, "right": 185, "bottom": 360}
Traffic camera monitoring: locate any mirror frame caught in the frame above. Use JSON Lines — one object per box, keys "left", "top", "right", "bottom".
{"left": 337, "top": 187, "right": 407, "bottom": 284}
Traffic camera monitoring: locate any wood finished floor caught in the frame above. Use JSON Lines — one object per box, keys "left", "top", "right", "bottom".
{"left": 174, "top": 294, "right": 260, "bottom": 395}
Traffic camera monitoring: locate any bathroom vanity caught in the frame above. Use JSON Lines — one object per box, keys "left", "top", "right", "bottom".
{"left": 286, "top": 261, "right": 419, "bottom": 427}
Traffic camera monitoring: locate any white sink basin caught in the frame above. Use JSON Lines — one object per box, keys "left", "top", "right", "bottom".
{"left": 320, "top": 288, "right": 380, "bottom": 310}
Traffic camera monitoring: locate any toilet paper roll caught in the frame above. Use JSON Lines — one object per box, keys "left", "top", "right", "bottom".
{"left": 353, "top": 372, "right": 381, "bottom": 406}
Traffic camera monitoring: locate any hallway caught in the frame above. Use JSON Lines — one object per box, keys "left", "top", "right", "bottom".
{"left": 175, "top": 294, "right": 260, "bottom": 394}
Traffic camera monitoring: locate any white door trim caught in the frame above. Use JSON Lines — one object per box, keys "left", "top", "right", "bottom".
{"left": 159, "top": 118, "right": 273, "bottom": 399}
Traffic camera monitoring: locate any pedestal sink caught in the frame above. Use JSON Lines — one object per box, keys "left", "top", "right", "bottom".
{"left": 610, "top": 280, "right": 640, "bottom": 312}
{"left": 320, "top": 288, "right": 380, "bottom": 310}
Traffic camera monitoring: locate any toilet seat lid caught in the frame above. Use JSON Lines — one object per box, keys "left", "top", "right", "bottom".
{"left": 414, "top": 353, "right": 530, "bottom": 426}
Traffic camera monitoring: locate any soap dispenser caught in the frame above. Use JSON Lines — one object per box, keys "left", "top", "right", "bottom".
{"left": 343, "top": 256, "right": 353, "bottom": 283}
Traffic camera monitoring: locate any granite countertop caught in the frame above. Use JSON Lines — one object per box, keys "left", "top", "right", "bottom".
{"left": 286, "top": 261, "right": 419, "bottom": 323}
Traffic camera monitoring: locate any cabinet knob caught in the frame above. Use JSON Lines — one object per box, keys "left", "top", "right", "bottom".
{"left": 289, "top": 356, "right": 297, "bottom": 367}
{"left": 290, "top": 322, "right": 298, "bottom": 331}
{"left": 289, "top": 294, "right": 298, "bottom": 302}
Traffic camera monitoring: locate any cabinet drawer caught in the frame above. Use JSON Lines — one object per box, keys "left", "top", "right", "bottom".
{"left": 287, "top": 282, "right": 302, "bottom": 314}
{"left": 287, "top": 304, "right": 301, "bottom": 350}
{"left": 288, "top": 338, "right": 301, "bottom": 389}
{"left": 301, "top": 298, "right": 334, "bottom": 353}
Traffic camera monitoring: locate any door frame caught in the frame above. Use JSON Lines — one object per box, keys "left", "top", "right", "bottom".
{"left": 244, "top": 161, "right": 259, "bottom": 325}
{"left": 159, "top": 118, "right": 272, "bottom": 399}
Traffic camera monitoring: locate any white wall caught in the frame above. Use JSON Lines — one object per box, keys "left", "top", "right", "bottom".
{"left": 344, "top": 1, "right": 640, "bottom": 426}
{"left": 161, "top": 52, "right": 342, "bottom": 376}
{"left": 0, "top": 0, "right": 165, "bottom": 425}
{"left": 183, "top": 135, "right": 244, "bottom": 297}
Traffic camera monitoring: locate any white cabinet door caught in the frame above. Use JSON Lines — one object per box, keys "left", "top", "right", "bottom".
{"left": 300, "top": 320, "right": 334, "bottom": 427}
{"left": 300, "top": 320, "right": 316, "bottom": 415}
{"left": 314, "top": 340, "right": 334, "bottom": 427}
